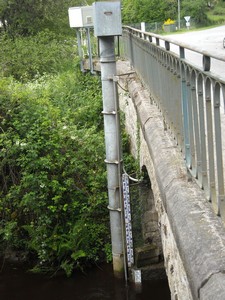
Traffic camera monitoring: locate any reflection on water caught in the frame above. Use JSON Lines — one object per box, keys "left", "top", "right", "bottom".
{"left": 0, "top": 263, "right": 171, "bottom": 300}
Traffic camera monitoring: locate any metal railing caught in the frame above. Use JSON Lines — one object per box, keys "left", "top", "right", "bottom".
{"left": 122, "top": 26, "right": 225, "bottom": 221}
{"left": 124, "top": 19, "right": 198, "bottom": 33}
{"left": 75, "top": 27, "right": 120, "bottom": 74}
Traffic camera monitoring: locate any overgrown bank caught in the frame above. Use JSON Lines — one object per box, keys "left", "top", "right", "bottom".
{"left": 0, "top": 31, "right": 134, "bottom": 276}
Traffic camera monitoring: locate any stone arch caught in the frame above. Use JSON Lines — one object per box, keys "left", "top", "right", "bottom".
{"left": 133, "top": 165, "right": 165, "bottom": 278}
{"left": 139, "top": 165, "right": 160, "bottom": 247}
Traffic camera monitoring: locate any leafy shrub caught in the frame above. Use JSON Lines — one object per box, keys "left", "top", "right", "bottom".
{"left": 0, "top": 30, "right": 77, "bottom": 81}
{"left": 181, "top": 0, "right": 209, "bottom": 25}
{"left": 0, "top": 24, "right": 137, "bottom": 275}
{"left": 0, "top": 70, "right": 111, "bottom": 275}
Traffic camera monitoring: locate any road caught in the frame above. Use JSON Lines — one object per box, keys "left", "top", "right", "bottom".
{"left": 165, "top": 25, "right": 225, "bottom": 79}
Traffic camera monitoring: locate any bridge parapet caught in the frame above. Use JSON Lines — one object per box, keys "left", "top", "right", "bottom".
{"left": 122, "top": 26, "right": 225, "bottom": 223}
{"left": 81, "top": 25, "right": 225, "bottom": 299}
{"left": 117, "top": 60, "right": 225, "bottom": 300}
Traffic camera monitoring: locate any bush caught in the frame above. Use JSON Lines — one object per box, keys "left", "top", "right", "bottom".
{"left": 0, "top": 25, "right": 137, "bottom": 276}
{"left": 0, "top": 30, "right": 77, "bottom": 81}
{"left": 0, "top": 70, "right": 111, "bottom": 276}
{"left": 181, "top": 0, "right": 209, "bottom": 25}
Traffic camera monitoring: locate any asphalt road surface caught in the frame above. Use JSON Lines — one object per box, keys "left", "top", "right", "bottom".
{"left": 166, "top": 25, "right": 225, "bottom": 79}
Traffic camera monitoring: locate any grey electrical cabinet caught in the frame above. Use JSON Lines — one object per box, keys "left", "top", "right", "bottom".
{"left": 93, "top": 2, "right": 122, "bottom": 37}
{"left": 68, "top": 6, "right": 93, "bottom": 28}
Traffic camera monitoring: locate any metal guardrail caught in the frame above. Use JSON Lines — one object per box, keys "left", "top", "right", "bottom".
{"left": 122, "top": 26, "right": 225, "bottom": 221}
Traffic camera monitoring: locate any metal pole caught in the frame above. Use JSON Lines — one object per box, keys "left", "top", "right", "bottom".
{"left": 117, "top": 36, "right": 120, "bottom": 57}
{"left": 76, "top": 29, "right": 84, "bottom": 72}
{"left": 99, "top": 35, "right": 125, "bottom": 278}
{"left": 86, "top": 27, "right": 94, "bottom": 74}
{"left": 178, "top": 0, "right": 181, "bottom": 30}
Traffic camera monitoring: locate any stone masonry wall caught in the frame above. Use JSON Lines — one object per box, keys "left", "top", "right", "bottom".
{"left": 118, "top": 66, "right": 193, "bottom": 299}
{"left": 119, "top": 81, "right": 163, "bottom": 260}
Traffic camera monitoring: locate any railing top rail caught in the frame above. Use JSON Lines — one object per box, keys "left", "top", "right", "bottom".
{"left": 122, "top": 24, "right": 225, "bottom": 223}
{"left": 123, "top": 25, "right": 225, "bottom": 63}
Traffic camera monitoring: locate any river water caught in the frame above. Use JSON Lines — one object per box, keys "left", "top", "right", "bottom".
{"left": 0, "top": 263, "right": 171, "bottom": 300}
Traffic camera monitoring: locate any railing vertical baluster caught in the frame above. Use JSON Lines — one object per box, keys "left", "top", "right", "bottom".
{"left": 191, "top": 70, "right": 200, "bottom": 179}
{"left": 186, "top": 68, "right": 194, "bottom": 170}
{"left": 121, "top": 26, "right": 225, "bottom": 221}
{"left": 205, "top": 78, "right": 216, "bottom": 207}
{"left": 179, "top": 46, "right": 185, "bottom": 59}
{"left": 222, "top": 83, "right": 225, "bottom": 113}
{"left": 167, "top": 53, "right": 172, "bottom": 130}
{"left": 213, "top": 82, "right": 225, "bottom": 218}
{"left": 171, "top": 58, "right": 177, "bottom": 140}
{"left": 176, "top": 59, "right": 183, "bottom": 148}
{"left": 160, "top": 51, "right": 167, "bottom": 127}
{"left": 181, "top": 63, "right": 191, "bottom": 167}
{"left": 197, "top": 74, "right": 208, "bottom": 191}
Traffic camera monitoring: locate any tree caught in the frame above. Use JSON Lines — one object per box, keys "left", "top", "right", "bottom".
{"left": 122, "top": 0, "right": 170, "bottom": 24}
{"left": 122, "top": 0, "right": 180, "bottom": 24}
{"left": 164, "top": 0, "right": 178, "bottom": 20}
{"left": 0, "top": 68, "right": 111, "bottom": 276}
{"left": 181, "top": 0, "right": 209, "bottom": 25}
{"left": 0, "top": 0, "right": 93, "bottom": 36}
{"left": 0, "top": 0, "right": 51, "bottom": 35}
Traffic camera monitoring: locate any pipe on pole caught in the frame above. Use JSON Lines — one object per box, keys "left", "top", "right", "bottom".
{"left": 99, "top": 36, "right": 125, "bottom": 278}
{"left": 76, "top": 29, "right": 84, "bottom": 73}
{"left": 86, "top": 27, "right": 94, "bottom": 74}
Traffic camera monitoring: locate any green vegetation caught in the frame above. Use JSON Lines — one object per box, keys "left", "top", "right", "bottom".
{"left": 122, "top": 0, "right": 177, "bottom": 24}
{"left": 0, "top": 33, "right": 112, "bottom": 275}
{"left": 0, "top": 0, "right": 136, "bottom": 276}
{"left": 0, "top": 0, "right": 122, "bottom": 277}
{"left": 0, "top": 30, "right": 75, "bottom": 81}
{"left": 207, "top": 0, "right": 225, "bottom": 23}
{"left": 0, "top": 0, "right": 224, "bottom": 277}
{"left": 0, "top": 0, "right": 93, "bottom": 36}
{"left": 121, "top": 0, "right": 225, "bottom": 27}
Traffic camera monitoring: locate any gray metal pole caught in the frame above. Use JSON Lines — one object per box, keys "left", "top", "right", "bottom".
{"left": 178, "top": 0, "right": 181, "bottom": 30}
{"left": 99, "top": 35, "right": 125, "bottom": 278}
{"left": 76, "top": 29, "right": 84, "bottom": 73}
{"left": 86, "top": 27, "right": 94, "bottom": 74}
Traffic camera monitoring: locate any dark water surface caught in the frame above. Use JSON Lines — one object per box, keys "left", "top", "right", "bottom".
{"left": 0, "top": 263, "right": 171, "bottom": 300}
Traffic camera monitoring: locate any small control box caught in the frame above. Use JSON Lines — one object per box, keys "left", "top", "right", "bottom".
{"left": 68, "top": 6, "right": 93, "bottom": 28}
{"left": 93, "top": 2, "right": 122, "bottom": 37}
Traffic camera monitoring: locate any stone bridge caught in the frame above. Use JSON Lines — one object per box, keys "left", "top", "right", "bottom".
{"left": 117, "top": 60, "right": 225, "bottom": 300}
{"left": 82, "top": 26, "right": 225, "bottom": 300}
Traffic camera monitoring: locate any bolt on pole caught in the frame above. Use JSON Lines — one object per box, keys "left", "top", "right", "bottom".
{"left": 93, "top": 1, "right": 126, "bottom": 278}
